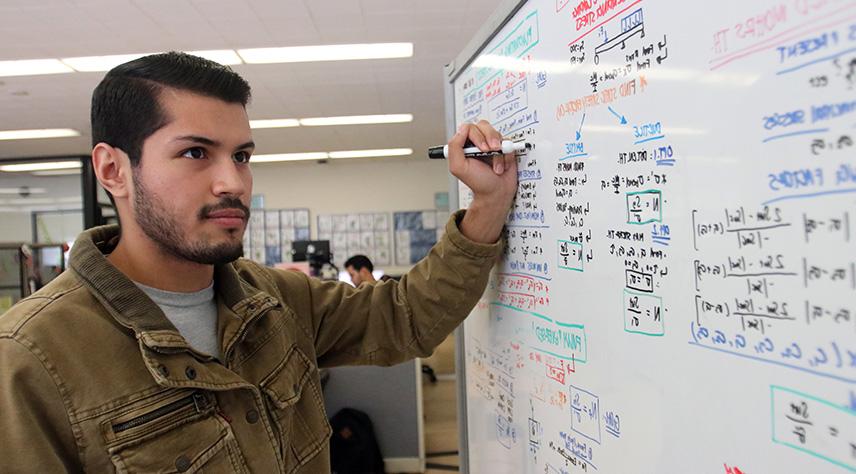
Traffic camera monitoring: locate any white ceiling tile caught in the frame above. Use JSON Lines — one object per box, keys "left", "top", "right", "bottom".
{"left": 0, "top": 0, "right": 499, "bottom": 162}
{"left": 304, "top": 2, "right": 363, "bottom": 18}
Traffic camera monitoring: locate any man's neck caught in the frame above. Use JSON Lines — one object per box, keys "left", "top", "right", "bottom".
{"left": 107, "top": 232, "right": 214, "bottom": 293}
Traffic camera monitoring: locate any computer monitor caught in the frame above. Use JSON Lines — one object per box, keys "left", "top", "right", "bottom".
{"left": 291, "top": 240, "right": 331, "bottom": 263}
{"left": 291, "top": 240, "right": 332, "bottom": 278}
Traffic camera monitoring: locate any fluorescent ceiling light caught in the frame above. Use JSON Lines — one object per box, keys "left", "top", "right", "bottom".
{"left": 62, "top": 50, "right": 240, "bottom": 72}
{"left": 0, "top": 59, "right": 74, "bottom": 77}
{"left": 300, "top": 114, "right": 413, "bottom": 126}
{"left": 187, "top": 49, "right": 243, "bottom": 65}
{"left": 250, "top": 114, "right": 413, "bottom": 129}
{"left": 0, "top": 128, "right": 80, "bottom": 140}
{"left": 328, "top": 148, "right": 412, "bottom": 159}
{"left": 238, "top": 43, "right": 413, "bottom": 64}
{"left": 5, "top": 42, "right": 412, "bottom": 77}
{"left": 0, "top": 187, "right": 46, "bottom": 194}
{"left": 250, "top": 119, "right": 301, "bottom": 129}
{"left": 5, "top": 197, "right": 58, "bottom": 205}
{"left": 32, "top": 169, "right": 82, "bottom": 176}
{"left": 252, "top": 152, "right": 329, "bottom": 163}
{"left": 61, "top": 53, "right": 152, "bottom": 72}
{"left": 0, "top": 161, "right": 82, "bottom": 172}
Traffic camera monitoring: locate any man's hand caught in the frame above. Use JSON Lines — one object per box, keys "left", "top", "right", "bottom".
{"left": 448, "top": 120, "right": 518, "bottom": 244}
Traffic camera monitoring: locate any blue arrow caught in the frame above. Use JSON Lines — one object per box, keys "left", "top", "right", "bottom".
{"left": 607, "top": 106, "right": 627, "bottom": 125}
{"left": 576, "top": 112, "right": 586, "bottom": 141}
{"left": 849, "top": 391, "right": 856, "bottom": 412}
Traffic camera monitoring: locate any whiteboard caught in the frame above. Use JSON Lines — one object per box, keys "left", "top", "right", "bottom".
{"left": 447, "top": 1, "right": 856, "bottom": 472}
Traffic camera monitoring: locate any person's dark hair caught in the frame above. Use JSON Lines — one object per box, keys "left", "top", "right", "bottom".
{"left": 90, "top": 51, "right": 251, "bottom": 167}
{"left": 344, "top": 255, "right": 374, "bottom": 272}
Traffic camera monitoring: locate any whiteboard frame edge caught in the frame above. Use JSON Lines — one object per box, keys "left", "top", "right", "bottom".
{"left": 444, "top": 1, "right": 531, "bottom": 472}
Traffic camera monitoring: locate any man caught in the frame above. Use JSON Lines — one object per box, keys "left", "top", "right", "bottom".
{"left": 0, "top": 52, "right": 517, "bottom": 472}
{"left": 344, "top": 254, "right": 380, "bottom": 286}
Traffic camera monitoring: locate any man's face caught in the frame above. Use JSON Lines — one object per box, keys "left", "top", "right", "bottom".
{"left": 130, "top": 89, "right": 254, "bottom": 265}
{"left": 346, "top": 266, "right": 363, "bottom": 286}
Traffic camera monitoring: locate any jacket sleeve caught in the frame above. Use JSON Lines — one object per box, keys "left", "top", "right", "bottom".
{"left": 0, "top": 336, "right": 81, "bottom": 471}
{"left": 298, "top": 210, "right": 502, "bottom": 368}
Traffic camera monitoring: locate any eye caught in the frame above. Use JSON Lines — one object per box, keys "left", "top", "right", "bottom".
{"left": 181, "top": 147, "right": 206, "bottom": 160}
{"left": 233, "top": 151, "right": 251, "bottom": 164}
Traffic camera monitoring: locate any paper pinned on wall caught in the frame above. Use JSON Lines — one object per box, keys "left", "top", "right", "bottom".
{"left": 374, "top": 213, "right": 390, "bottom": 230}
{"left": 395, "top": 246, "right": 410, "bottom": 266}
{"left": 360, "top": 231, "right": 375, "bottom": 249}
{"left": 346, "top": 214, "right": 360, "bottom": 232}
{"left": 421, "top": 211, "right": 437, "bottom": 230}
{"left": 333, "top": 215, "right": 347, "bottom": 233}
{"left": 359, "top": 213, "right": 374, "bottom": 231}
{"left": 347, "top": 232, "right": 361, "bottom": 250}
{"left": 319, "top": 212, "right": 394, "bottom": 266}
{"left": 251, "top": 229, "right": 265, "bottom": 248}
{"left": 333, "top": 245, "right": 348, "bottom": 263}
{"left": 395, "top": 230, "right": 411, "bottom": 248}
{"left": 280, "top": 242, "right": 293, "bottom": 263}
{"left": 280, "top": 210, "right": 294, "bottom": 228}
{"left": 265, "top": 229, "right": 280, "bottom": 246}
{"left": 375, "top": 231, "right": 390, "bottom": 248}
{"left": 374, "top": 248, "right": 391, "bottom": 266}
{"left": 264, "top": 210, "right": 280, "bottom": 228}
{"left": 280, "top": 227, "right": 295, "bottom": 242}
{"left": 294, "top": 210, "right": 310, "bottom": 228}
{"left": 318, "top": 215, "right": 333, "bottom": 233}
{"left": 333, "top": 233, "right": 348, "bottom": 248}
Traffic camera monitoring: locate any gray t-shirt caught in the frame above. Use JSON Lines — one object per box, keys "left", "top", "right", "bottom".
{"left": 135, "top": 281, "right": 219, "bottom": 358}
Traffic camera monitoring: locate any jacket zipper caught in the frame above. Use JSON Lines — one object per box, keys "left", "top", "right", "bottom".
{"left": 112, "top": 391, "right": 207, "bottom": 433}
{"left": 223, "top": 302, "right": 276, "bottom": 368}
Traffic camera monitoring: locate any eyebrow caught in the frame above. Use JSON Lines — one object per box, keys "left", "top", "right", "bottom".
{"left": 173, "top": 135, "right": 218, "bottom": 146}
{"left": 172, "top": 135, "right": 255, "bottom": 151}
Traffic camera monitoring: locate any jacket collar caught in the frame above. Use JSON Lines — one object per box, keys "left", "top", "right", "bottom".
{"left": 69, "top": 224, "right": 168, "bottom": 333}
{"left": 68, "top": 225, "right": 274, "bottom": 351}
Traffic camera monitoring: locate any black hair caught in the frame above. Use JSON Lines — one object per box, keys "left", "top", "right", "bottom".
{"left": 344, "top": 255, "right": 374, "bottom": 272}
{"left": 90, "top": 51, "right": 251, "bottom": 167}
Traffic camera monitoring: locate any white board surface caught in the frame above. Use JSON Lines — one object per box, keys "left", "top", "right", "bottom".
{"left": 449, "top": 1, "right": 856, "bottom": 473}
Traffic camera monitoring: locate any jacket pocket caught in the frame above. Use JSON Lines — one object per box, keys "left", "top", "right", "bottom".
{"left": 103, "top": 390, "right": 249, "bottom": 473}
{"left": 260, "top": 346, "right": 332, "bottom": 473}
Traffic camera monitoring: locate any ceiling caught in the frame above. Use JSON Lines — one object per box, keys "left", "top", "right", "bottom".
{"left": 0, "top": 0, "right": 500, "bottom": 161}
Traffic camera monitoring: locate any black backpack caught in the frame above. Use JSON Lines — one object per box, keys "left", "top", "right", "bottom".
{"left": 329, "top": 408, "right": 385, "bottom": 474}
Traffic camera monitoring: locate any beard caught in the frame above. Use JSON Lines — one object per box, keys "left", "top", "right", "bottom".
{"left": 132, "top": 173, "right": 249, "bottom": 265}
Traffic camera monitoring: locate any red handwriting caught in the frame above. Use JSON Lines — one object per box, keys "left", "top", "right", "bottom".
{"left": 724, "top": 463, "right": 745, "bottom": 474}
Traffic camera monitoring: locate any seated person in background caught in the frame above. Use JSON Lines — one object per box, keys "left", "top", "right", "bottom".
{"left": 344, "top": 254, "right": 387, "bottom": 286}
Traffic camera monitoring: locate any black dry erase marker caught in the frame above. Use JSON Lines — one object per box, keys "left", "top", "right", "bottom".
{"left": 428, "top": 140, "right": 531, "bottom": 159}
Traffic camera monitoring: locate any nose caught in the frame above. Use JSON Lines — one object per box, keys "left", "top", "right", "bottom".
{"left": 211, "top": 156, "right": 249, "bottom": 198}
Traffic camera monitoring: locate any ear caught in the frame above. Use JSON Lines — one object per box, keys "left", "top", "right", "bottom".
{"left": 92, "top": 143, "right": 131, "bottom": 199}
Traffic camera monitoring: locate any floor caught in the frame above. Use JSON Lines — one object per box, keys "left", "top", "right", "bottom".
{"left": 389, "top": 335, "right": 460, "bottom": 474}
{"left": 394, "top": 332, "right": 460, "bottom": 473}
{"left": 423, "top": 379, "right": 460, "bottom": 473}
{"left": 423, "top": 332, "right": 460, "bottom": 474}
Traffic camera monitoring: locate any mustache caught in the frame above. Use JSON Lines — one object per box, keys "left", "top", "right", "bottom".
{"left": 198, "top": 197, "right": 251, "bottom": 220}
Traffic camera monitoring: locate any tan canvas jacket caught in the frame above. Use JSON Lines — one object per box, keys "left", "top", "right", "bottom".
{"left": 0, "top": 210, "right": 501, "bottom": 473}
